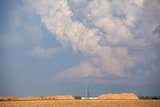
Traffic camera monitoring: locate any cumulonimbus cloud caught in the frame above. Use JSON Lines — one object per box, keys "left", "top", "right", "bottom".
{"left": 30, "top": 0, "right": 160, "bottom": 83}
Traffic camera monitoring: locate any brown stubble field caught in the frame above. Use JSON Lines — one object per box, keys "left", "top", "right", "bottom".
{"left": 0, "top": 100, "right": 160, "bottom": 107}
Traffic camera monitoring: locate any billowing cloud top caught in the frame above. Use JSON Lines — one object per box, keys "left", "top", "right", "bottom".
{"left": 30, "top": 0, "right": 160, "bottom": 83}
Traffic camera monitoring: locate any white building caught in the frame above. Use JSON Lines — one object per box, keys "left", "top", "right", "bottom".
{"left": 81, "top": 97, "right": 97, "bottom": 100}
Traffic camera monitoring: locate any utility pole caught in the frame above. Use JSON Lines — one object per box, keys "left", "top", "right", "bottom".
{"left": 86, "top": 83, "right": 89, "bottom": 99}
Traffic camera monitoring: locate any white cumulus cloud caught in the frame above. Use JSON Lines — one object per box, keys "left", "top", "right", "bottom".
{"left": 29, "top": 0, "right": 160, "bottom": 83}
{"left": 30, "top": 47, "right": 57, "bottom": 57}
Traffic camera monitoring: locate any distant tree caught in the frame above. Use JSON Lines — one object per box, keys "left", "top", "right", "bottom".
{"left": 74, "top": 96, "right": 82, "bottom": 99}
{"left": 40, "top": 96, "right": 44, "bottom": 100}
{"left": 139, "top": 96, "right": 160, "bottom": 100}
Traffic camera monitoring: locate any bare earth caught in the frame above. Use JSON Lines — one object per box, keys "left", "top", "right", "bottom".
{"left": 97, "top": 93, "right": 139, "bottom": 100}
{"left": 0, "top": 93, "right": 139, "bottom": 101}
{"left": 0, "top": 100, "right": 160, "bottom": 107}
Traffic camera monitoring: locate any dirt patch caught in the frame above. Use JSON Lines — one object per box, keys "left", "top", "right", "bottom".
{"left": 0, "top": 96, "right": 6, "bottom": 101}
{"left": 43, "top": 95, "right": 75, "bottom": 100}
{"left": 1, "top": 95, "right": 74, "bottom": 101}
{"left": 18, "top": 97, "right": 40, "bottom": 101}
{"left": 97, "top": 93, "right": 139, "bottom": 100}
{"left": 0, "top": 96, "right": 18, "bottom": 101}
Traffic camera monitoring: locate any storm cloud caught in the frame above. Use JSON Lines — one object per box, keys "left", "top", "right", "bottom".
{"left": 30, "top": 0, "right": 160, "bottom": 83}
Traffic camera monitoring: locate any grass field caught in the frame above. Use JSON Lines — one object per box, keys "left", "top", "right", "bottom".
{"left": 0, "top": 100, "right": 160, "bottom": 107}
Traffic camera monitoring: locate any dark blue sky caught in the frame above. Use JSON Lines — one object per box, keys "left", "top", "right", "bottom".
{"left": 0, "top": 0, "right": 160, "bottom": 97}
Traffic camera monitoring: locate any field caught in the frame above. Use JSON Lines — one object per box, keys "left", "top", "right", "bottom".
{"left": 0, "top": 100, "right": 160, "bottom": 107}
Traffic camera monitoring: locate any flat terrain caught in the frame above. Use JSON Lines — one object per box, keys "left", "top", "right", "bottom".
{"left": 0, "top": 100, "right": 160, "bottom": 107}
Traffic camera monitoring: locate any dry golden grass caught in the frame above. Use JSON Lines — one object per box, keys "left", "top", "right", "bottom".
{"left": 0, "top": 100, "right": 160, "bottom": 107}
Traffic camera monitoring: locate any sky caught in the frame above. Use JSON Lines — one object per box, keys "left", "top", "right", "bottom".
{"left": 0, "top": 0, "right": 160, "bottom": 97}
